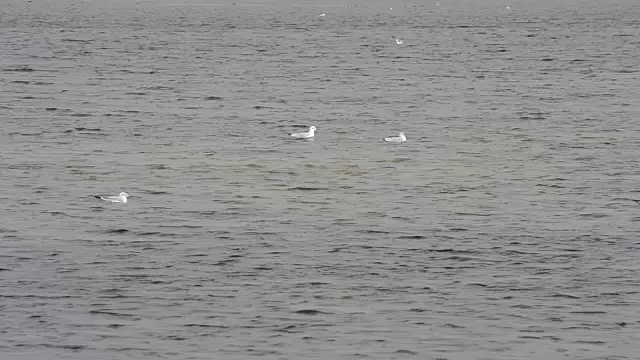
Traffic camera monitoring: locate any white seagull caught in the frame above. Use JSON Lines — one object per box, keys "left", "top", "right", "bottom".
{"left": 384, "top": 132, "right": 406, "bottom": 143}
{"left": 95, "top": 192, "right": 129, "bottom": 203}
{"left": 290, "top": 126, "right": 316, "bottom": 139}
{"left": 396, "top": 38, "right": 403, "bottom": 45}
{"left": 319, "top": 13, "right": 325, "bottom": 17}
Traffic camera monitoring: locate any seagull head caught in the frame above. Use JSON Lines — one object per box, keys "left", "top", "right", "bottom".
{"left": 310, "top": 126, "right": 317, "bottom": 132}
{"left": 119, "top": 192, "right": 129, "bottom": 198}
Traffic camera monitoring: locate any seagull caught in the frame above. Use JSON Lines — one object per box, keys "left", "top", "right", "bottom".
{"left": 319, "top": 13, "right": 325, "bottom": 17}
{"left": 95, "top": 192, "right": 129, "bottom": 203}
{"left": 384, "top": 132, "right": 406, "bottom": 143}
{"left": 395, "top": 38, "right": 403, "bottom": 45}
{"left": 290, "top": 126, "right": 316, "bottom": 139}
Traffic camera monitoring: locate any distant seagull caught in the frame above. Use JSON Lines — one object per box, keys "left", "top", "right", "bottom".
{"left": 290, "top": 126, "right": 316, "bottom": 139}
{"left": 95, "top": 192, "right": 129, "bottom": 203}
{"left": 319, "top": 13, "right": 325, "bottom": 17}
{"left": 395, "top": 38, "right": 403, "bottom": 44}
{"left": 384, "top": 132, "right": 406, "bottom": 143}
{"left": 506, "top": 5, "right": 511, "bottom": 10}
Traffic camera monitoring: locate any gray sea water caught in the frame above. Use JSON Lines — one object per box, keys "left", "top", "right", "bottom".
{"left": 1, "top": 0, "right": 640, "bottom": 359}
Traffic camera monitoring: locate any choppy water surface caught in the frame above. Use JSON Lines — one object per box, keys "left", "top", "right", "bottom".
{"left": 1, "top": 0, "right": 640, "bottom": 358}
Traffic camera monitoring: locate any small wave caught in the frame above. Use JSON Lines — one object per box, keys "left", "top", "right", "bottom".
{"left": 157, "top": 224, "right": 203, "bottom": 229}
{"left": 443, "top": 323, "right": 466, "bottom": 328}
{"left": 48, "top": 211, "right": 69, "bottom": 217}
{"left": 536, "top": 183, "right": 564, "bottom": 188}
{"left": 288, "top": 186, "right": 328, "bottom": 191}
{"left": 104, "top": 229, "right": 130, "bottom": 234}
{"left": 16, "top": 343, "right": 87, "bottom": 350}
{"left": 62, "top": 38, "right": 93, "bottom": 43}
{"left": 454, "top": 212, "right": 492, "bottom": 217}
{"left": 551, "top": 293, "right": 581, "bottom": 299}
{"left": 294, "top": 309, "right": 331, "bottom": 315}
{"left": 297, "top": 281, "right": 331, "bottom": 286}
{"left": 275, "top": 325, "right": 299, "bottom": 333}
{"left": 182, "top": 210, "right": 216, "bottom": 216}
{"left": 575, "top": 340, "right": 607, "bottom": 345}
{"left": 356, "top": 229, "right": 390, "bottom": 234}
{"left": 9, "top": 132, "right": 44, "bottom": 136}
{"left": 610, "top": 68, "right": 637, "bottom": 73}
{"left": 427, "top": 248, "right": 475, "bottom": 254}
{"left": 578, "top": 213, "right": 609, "bottom": 219}
{"left": 89, "top": 310, "right": 139, "bottom": 318}
{"left": 140, "top": 86, "right": 173, "bottom": 90}
{"left": 3, "top": 65, "right": 34, "bottom": 72}
{"left": 0, "top": 294, "right": 75, "bottom": 299}
{"left": 135, "top": 231, "right": 185, "bottom": 238}
{"left": 448, "top": 227, "right": 468, "bottom": 232}
{"left": 395, "top": 349, "right": 417, "bottom": 355}
{"left": 184, "top": 323, "right": 229, "bottom": 328}
{"left": 212, "top": 259, "right": 239, "bottom": 266}
{"left": 142, "top": 190, "right": 169, "bottom": 195}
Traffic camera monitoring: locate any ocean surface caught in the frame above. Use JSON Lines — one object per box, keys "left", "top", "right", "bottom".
{"left": 1, "top": 0, "right": 639, "bottom": 358}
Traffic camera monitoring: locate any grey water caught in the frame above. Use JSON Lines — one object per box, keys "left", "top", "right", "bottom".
{"left": 1, "top": 0, "right": 640, "bottom": 358}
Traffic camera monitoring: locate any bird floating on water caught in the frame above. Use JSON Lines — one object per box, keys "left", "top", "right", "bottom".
{"left": 319, "top": 13, "right": 325, "bottom": 17}
{"left": 384, "top": 132, "right": 406, "bottom": 143}
{"left": 396, "top": 38, "right": 403, "bottom": 44}
{"left": 95, "top": 192, "right": 129, "bottom": 203}
{"left": 290, "top": 126, "right": 317, "bottom": 139}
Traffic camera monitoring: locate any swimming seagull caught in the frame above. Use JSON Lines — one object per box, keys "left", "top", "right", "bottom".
{"left": 290, "top": 126, "right": 316, "bottom": 139}
{"left": 384, "top": 132, "right": 406, "bottom": 143}
{"left": 319, "top": 13, "right": 325, "bottom": 17}
{"left": 95, "top": 192, "right": 129, "bottom": 203}
{"left": 395, "top": 38, "right": 403, "bottom": 45}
